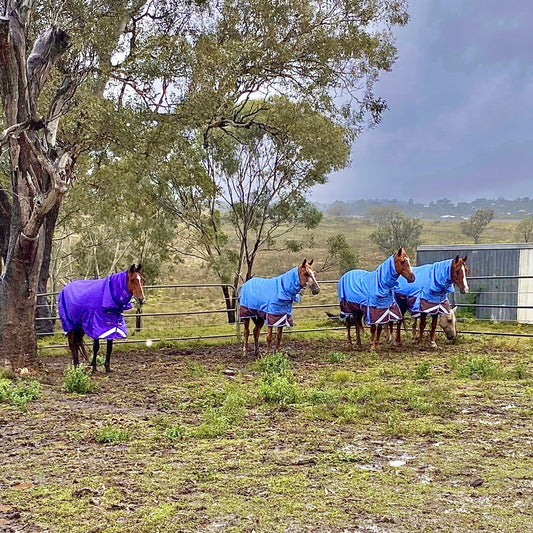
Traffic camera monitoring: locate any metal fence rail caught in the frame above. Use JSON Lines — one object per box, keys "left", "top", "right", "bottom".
{"left": 37, "top": 275, "right": 533, "bottom": 350}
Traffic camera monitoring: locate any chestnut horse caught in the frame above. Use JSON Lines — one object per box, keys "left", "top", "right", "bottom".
{"left": 393, "top": 255, "right": 469, "bottom": 348}
{"left": 58, "top": 264, "right": 145, "bottom": 372}
{"left": 239, "top": 259, "right": 320, "bottom": 356}
{"left": 338, "top": 248, "right": 415, "bottom": 350}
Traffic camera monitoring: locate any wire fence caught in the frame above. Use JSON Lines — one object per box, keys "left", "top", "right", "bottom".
{"left": 37, "top": 274, "right": 533, "bottom": 350}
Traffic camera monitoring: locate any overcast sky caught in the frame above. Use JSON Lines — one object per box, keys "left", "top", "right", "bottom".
{"left": 312, "top": 0, "right": 533, "bottom": 204}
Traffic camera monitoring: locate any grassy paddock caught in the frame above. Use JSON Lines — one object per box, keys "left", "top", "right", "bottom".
{"left": 3, "top": 333, "right": 533, "bottom": 532}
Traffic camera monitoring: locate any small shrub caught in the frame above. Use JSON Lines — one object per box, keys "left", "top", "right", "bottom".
{"left": 62, "top": 366, "right": 97, "bottom": 394}
{"left": 305, "top": 388, "right": 339, "bottom": 405}
{"left": 415, "top": 361, "right": 432, "bottom": 380}
{"left": 456, "top": 355, "right": 502, "bottom": 379}
{"left": 329, "top": 370, "right": 357, "bottom": 384}
{"left": 0, "top": 377, "right": 40, "bottom": 409}
{"left": 258, "top": 375, "right": 300, "bottom": 405}
{"left": 255, "top": 352, "right": 291, "bottom": 376}
{"left": 328, "top": 352, "right": 347, "bottom": 363}
{"left": 94, "top": 424, "right": 130, "bottom": 443}
{"left": 164, "top": 424, "right": 187, "bottom": 442}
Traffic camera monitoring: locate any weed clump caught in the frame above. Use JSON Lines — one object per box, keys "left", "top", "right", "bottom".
{"left": 62, "top": 366, "right": 98, "bottom": 394}
{"left": 454, "top": 355, "right": 502, "bottom": 379}
{"left": 414, "top": 360, "right": 432, "bottom": 380}
{"left": 0, "top": 377, "right": 40, "bottom": 409}
{"left": 257, "top": 352, "right": 300, "bottom": 405}
{"left": 94, "top": 424, "right": 130, "bottom": 443}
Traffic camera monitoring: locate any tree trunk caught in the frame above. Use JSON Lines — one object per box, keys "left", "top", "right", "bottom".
{"left": 35, "top": 204, "right": 60, "bottom": 335}
{"left": 0, "top": 231, "right": 44, "bottom": 370}
{"left": 0, "top": 6, "right": 72, "bottom": 369}
{"left": 222, "top": 285, "right": 236, "bottom": 324}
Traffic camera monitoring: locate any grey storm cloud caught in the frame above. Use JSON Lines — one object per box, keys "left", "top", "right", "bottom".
{"left": 313, "top": 0, "right": 533, "bottom": 203}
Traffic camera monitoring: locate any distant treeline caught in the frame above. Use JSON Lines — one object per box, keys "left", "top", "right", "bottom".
{"left": 317, "top": 198, "right": 533, "bottom": 219}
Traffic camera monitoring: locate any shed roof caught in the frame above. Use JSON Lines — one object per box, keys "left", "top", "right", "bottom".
{"left": 418, "top": 243, "right": 533, "bottom": 251}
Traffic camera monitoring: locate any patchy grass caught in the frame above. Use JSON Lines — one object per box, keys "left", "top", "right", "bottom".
{"left": 2, "top": 337, "right": 533, "bottom": 532}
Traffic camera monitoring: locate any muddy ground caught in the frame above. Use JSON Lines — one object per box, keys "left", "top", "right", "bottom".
{"left": 1, "top": 337, "right": 533, "bottom": 532}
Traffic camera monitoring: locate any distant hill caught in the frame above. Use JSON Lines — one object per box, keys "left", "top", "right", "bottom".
{"left": 316, "top": 197, "right": 533, "bottom": 220}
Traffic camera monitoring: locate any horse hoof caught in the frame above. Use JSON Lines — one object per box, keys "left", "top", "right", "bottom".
{"left": 105, "top": 367, "right": 112, "bottom": 373}
{"left": 92, "top": 367, "right": 98, "bottom": 374}
{"left": 429, "top": 342, "right": 438, "bottom": 349}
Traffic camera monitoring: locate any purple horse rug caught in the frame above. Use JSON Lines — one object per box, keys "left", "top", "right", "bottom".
{"left": 58, "top": 270, "right": 133, "bottom": 340}
{"left": 239, "top": 267, "right": 301, "bottom": 327}
{"left": 395, "top": 259, "right": 454, "bottom": 317}
{"left": 338, "top": 255, "right": 402, "bottom": 325}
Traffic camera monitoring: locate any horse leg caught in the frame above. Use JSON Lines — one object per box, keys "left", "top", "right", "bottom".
{"left": 91, "top": 338, "right": 100, "bottom": 373}
{"left": 345, "top": 318, "right": 353, "bottom": 349}
{"left": 418, "top": 314, "right": 427, "bottom": 346}
{"left": 67, "top": 331, "right": 79, "bottom": 367}
{"left": 252, "top": 318, "right": 263, "bottom": 357}
{"left": 394, "top": 320, "right": 402, "bottom": 347}
{"left": 275, "top": 327, "right": 284, "bottom": 351}
{"left": 355, "top": 316, "right": 363, "bottom": 350}
{"left": 370, "top": 325, "right": 377, "bottom": 350}
{"left": 104, "top": 340, "right": 113, "bottom": 372}
{"left": 266, "top": 326, "right": 273, "bottom": 354}
{"left": 411, "top": 318, "right": 418, "bottom": 344}
{"left": 242, "top": 318, "right": 250, "bottom": 356}
{"left": 429, "top": 315, "right": 438, "bottom": 349}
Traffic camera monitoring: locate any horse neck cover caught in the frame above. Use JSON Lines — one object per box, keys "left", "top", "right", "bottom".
{"left": 395, "top": 259, "right": 454, "bottom": 302}
{"left": 338, "top": 255, "right": 399, "bottom": 308}
{"left": 239, "top": 267, "right": 302, "bottom": 315}
{"left": 58, "top": 270, "right": 133, "bottom": 340}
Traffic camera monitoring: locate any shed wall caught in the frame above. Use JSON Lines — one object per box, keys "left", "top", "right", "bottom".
{"left": 416, "top": 246, "right": 520, "bottom": 322}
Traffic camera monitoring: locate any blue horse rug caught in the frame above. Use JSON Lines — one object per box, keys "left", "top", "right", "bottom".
{"left": 58, "top": 270, "right": 133, "bottom": 340}
{"left": 239, "top": 267, "right": 301, "bottom": 327}
{"left": 395, "top": 259, "right": 454, "bottom": 317}
{"left": 338, "top": 255, "right": 402, "bottom": 325}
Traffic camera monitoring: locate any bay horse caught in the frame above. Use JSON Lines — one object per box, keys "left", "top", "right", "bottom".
{"left": 58, "top": 264, "right": 145, "bottom": 372}
{"left": 338, "top": 248, "right": 415, "bottom": 350}
{"left": 393, "top": 255, "right": 469, "bottom": 348}
{"left": 239, "top": 259, "right": 320, "bottom": 356}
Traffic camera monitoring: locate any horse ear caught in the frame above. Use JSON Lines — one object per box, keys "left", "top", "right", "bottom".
{"left": 129, "top": 264, "right": 136, "bottom": 274}
{"left": 301, "top": 258, "right": 307, "bottom": 267}
{"left": 308, "top": 259, "right": 314, "bottom": 266}
{"left": 136, "top": 263, "right": 142, "bottom": 271}
{"left": 397, "top": 248, "right": 403, "bottom": 256}
{"left": 454, "top": 255, "right": 460, "bottom": 262}
{"left": 463, "top": 255, "right": 467, "bottom": 262}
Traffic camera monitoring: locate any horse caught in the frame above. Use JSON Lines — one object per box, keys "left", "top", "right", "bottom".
{"left": 58, "top": 264, "right": 145, "bottom": 372}
{"left": 338, "top": 248, "right": 415, "bottom": 350}
{"left": 393, "top": 255, "right": 469, "bottom": 348}
{"left": 239, "top": 259, "right": 320, "bottom": 357}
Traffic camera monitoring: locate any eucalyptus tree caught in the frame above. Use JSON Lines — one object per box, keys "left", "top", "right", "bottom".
{"left": 0, "top": 0, "right": 408, "bottom": 369}
{"left": 154, "top": 97, "right": 349, "bottom": 321}
{"left": 370, "top": 212, "right": 423, "bottom": 258}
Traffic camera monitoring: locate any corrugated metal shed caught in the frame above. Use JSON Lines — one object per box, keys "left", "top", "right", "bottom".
{"left": 417, "top": 243, "right": 533, "bottom": 323}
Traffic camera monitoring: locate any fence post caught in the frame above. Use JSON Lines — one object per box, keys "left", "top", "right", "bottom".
{"left": 235, "top": 287, "right": 241, "bottom": 341}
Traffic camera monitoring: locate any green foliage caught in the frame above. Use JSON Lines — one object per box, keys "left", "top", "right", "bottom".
{"left": 369, "top": 212, "right": 423, "bottom": 257}
{"left": 326, "top": 234, "right": 358, "bottom": 275}
{"left": 511, "top": 361, "right": 529, "bottom": 380}
{"left": 461, "top": 208, "right": 495, "bottom": 243}
{"left": 454, "top": 355, "right": 502, "bottom": 379}
{"left": 62, "top": 366, "right": 98, "bottom": 395}
{"left": 94, "top": 424, "right": 130, "bottom": 444}
{"left": 164, "top": 424, "right": 187, "bottom": 442}
{"left": 0, "top": 377, "right": 41, "bottom": 409}
{"left": 414, "top": 361, "right": 432, "bottom": 380}
{"left": 328, "top": 351, "right": 347, "bottom": 363}
{"left": 193, "top": 390, "right": 246, "bottom": 438}
{"left": 257, "top": 352, "right": 300, "bottom": 405}
{"left": 515, "top": 217, "right": 533, "bottom": 242}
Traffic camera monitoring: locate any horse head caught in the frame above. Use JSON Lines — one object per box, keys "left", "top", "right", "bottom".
{"left": 393, "top": 248, "right": 415, "bottom": 283}
{"left": 298, "top": 258, "right": 320, "bottom": 295}
{"left": 127, "top": 264, "right": 146, "bottom": 305}
{"left": 439, "top": 306, "right": 457, "bottom": 341}
{"left": 451, "top": 255, "right": 469, "bottom": 294}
